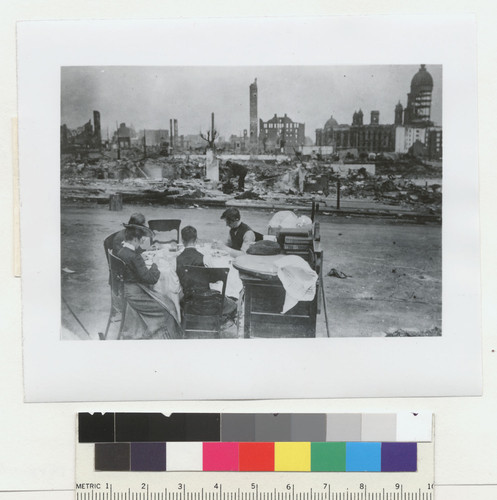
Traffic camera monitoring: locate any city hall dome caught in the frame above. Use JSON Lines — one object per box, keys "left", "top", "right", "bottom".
{"left": 324, "top": 115, "right": 339, "bottom": 130}
{"left": 411, "top": 64, "right": 433, "bottom": 92}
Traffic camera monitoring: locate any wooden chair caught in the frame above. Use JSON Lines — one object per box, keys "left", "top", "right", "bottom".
{"left": 148, "top": 219, "right": 181, "bottom": 244}
{"left": 135, "top": 284, "right": 184, "bottom": 339}
{"left": 103, "top": 231, "right": 120, "bottom": 281}
{"left": 102, "top": 251, "right": 129, "bottom": 340}
{"left": 181, "top": 266, "right": 229, "bottom": 338}
{"left": 103, "top": 231, "right": 119, "bottom": 261}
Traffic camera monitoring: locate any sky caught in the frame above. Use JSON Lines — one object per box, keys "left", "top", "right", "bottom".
{"left": 61, "top": 65, "right": 443, "bottom": 140}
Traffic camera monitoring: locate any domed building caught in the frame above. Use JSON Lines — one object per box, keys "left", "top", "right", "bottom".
{"left": 324, "top": 115, "right": 339, "bottom": 130}
{"left": 315, "top": 114, "right": 340, "bottom": 146}
{"left": 403, "top": 64, "right": 434, "bottom": 126}
{"left": 315, "top": 65, "right": 441, "bottom": 159}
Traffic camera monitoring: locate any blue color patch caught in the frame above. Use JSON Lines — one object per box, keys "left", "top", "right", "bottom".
{"left": 346, "top": 442, "right": 381, "bottom": 471}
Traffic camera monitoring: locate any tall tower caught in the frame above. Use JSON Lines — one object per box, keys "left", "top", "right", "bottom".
{"left": 404, "top": 64, "right": 433, "bottom": 126}
{"left": 370, "top": 110, "right": 380, "bottom": 125}
{"left": 174, "top": 119, "right": 178, "bottom": 146}
{"left": 93, "top": 110, "right": 101, "bottom": 148}
{"left": 249, "top": 78, "right": 258, "bottom": 151}
{"left": 394, "top": 101, "right": 404, "bottom": 125}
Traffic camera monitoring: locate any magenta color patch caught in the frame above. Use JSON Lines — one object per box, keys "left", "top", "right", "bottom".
{"left": 203, "top": 442, "right": 239, "bottom": 471}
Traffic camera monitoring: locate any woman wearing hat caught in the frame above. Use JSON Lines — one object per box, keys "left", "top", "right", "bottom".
{"left": 116, "top": 225, "right": 182, "bottom": 339}
{"left": 112, "top": 213, "right": 151, "bottom": 255}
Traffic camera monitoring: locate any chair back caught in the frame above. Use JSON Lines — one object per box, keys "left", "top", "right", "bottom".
{"left": 182, "top": 266, "right": 229, "bottom": 337}
{"left": 104, "top": 231, "right": 120, "bottom": 264}
{"left": 148, "top": 219, "right": 181, "bottom": 244}
{"left": 108, "top": 251, "right": 127, "bottom": 299}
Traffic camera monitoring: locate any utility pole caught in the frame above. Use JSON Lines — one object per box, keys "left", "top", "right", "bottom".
{"left": 116, "top": 121, "right": 120, "bottom": 160}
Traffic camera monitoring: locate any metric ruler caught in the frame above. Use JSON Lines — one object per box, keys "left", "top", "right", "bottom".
{"left": 74, "top": 467, "right": 434, "bottom": 500}
{"left": 75, "top": 413, "right": 434, "bottom": 500}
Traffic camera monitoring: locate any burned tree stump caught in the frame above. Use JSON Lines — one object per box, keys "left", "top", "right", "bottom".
{"left": 109, "top": 193, "right": 123, "bottom": 211}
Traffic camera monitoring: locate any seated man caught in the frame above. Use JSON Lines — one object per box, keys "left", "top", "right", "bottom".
{"left": 112, "top": 213, "right": 151, "bottom": 255}
{"left": 117, "top": 225, "right": 182, "bottom": 339}
{"left": 218, "top": 207, "right": 262, "bottom": 257}
{"left": 177, "top": 225, "right": 237, "bottom": 319}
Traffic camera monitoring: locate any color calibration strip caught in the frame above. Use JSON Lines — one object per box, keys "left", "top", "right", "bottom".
{"left": 93, "top": 440, "right": 417, "bottom": 472}
{"left": 78, "top": 412, "right": 432, "bottom": 444}
{"left": 78, "top": 413, "right": 431, "bottom": 473}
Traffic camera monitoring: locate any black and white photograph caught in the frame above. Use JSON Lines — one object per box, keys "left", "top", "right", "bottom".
{"left": 19, "top": 17, "right": 480, "bottom": 400}
{"left": 60, "top": 65, "right": 443, "bottom": 340}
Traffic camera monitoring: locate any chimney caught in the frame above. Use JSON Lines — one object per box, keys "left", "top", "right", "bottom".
{"left": 93, "top": 110, "right": 101, "bottom": 148}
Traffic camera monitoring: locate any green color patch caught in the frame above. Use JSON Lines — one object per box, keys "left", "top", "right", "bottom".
{"left": 311, "top": 442, "right": 346, "bottom": 471}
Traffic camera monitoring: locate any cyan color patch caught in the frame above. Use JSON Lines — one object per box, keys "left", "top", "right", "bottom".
{"left": 345, "top": 442, "right": 381, "bottom": 471}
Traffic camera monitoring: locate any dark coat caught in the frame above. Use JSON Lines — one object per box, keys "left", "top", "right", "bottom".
{"left": 117, "top": 246, "right": 160, "bottom": 285}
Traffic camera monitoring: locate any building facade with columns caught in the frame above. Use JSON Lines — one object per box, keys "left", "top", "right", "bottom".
{"left": 315, "top": 65, "right": 442, "bottom": 159}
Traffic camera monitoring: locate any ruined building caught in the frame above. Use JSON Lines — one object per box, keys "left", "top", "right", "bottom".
{"left": 259, "top": 113, "right": 305, "bottom": 153}
{"left": 230, "top": 130, "right": 249, "bottom": 154}
{"left": 60, "top": 110, "right": 101, "bottom": 153}
{"left": 116, "top": 123, "right": 132, "bottom": 149}
{"left": 139, "top": 129, "right": 170, "bottom": 149}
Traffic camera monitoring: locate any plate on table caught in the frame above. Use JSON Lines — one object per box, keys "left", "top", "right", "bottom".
{"left": 165, "top": 244, "right": 184, "bottom": 255}
{"left": 211, "top": 249, "right": 229, "bottom": 258}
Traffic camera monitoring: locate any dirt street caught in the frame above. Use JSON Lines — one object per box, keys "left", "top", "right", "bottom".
{"left": 61, "top": 203, "right": 441, "bottom": 339}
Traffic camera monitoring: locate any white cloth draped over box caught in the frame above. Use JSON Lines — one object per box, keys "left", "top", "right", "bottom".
{"left": 274, "top": 255, "right": 318, "bottom": 313}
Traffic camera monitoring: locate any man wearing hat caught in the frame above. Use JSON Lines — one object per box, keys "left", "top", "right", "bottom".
{"left": 219, "top": 207, "right": 262, "bottom": 256}
{"left": 112, "top": 213, "right": 152, "bottom": 255}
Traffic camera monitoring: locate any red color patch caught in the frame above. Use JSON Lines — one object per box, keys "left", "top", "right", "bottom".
{"left": 239, "top": 442, "right": 275, "bottom": 471}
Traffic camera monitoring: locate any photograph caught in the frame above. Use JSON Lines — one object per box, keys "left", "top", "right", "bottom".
{"left": 60, "top": 64, "right": 443, "bottom": 340}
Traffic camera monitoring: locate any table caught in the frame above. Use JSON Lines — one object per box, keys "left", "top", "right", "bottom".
{"left": 233, "top": 254, "right": 318, "bottom": 338}
{"left": 142, "top": 243, "right": 243, "bottom": 322}
{"left": 142, "top": 248, "right": 182, "bottom": 321}
{"left": 196, "top": 243, "right": 243, "bottom": 299}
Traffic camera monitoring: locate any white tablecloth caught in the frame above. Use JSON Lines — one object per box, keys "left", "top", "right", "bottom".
{"left": 196, "top": 243, "right": 243, "bottom": 299}
{"left": 143, "top": 244, "right": 243, "bottom": 321}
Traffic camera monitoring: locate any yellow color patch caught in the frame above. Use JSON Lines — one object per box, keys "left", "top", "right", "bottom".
{"left": 274, "top": 442, "right": 311, "bottom": 471}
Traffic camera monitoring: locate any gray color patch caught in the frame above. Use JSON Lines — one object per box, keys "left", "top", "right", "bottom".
{"left": 221, "top": 413, "right": 256, "bottom": 442}
{"left": 326, "top": 413, "right": 362, "bottom": 441}
{"left": 291, "top": 414, "right": 327, "bottom": 441}
{"left": 361, "top": 413, "right": 397, "bottom": 442}
{"left": 255, "top": 414, "right": 292, "bottom": 442}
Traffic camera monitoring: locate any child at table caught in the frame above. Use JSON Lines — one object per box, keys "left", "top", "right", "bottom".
{"left": 177, "top": 226, "right": 237, "bottom": 319}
